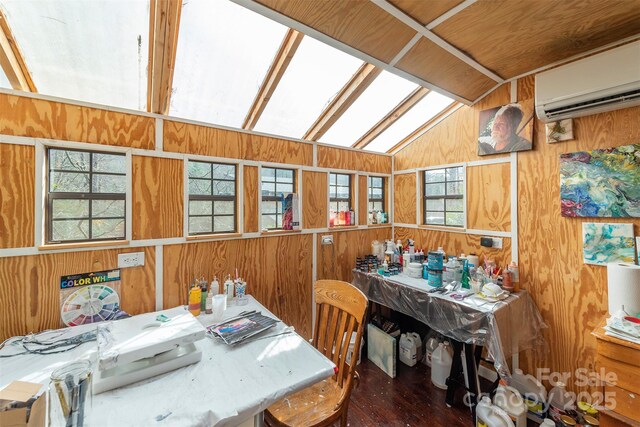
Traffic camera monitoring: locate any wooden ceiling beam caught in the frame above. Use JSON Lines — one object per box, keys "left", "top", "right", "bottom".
{"left": 243, "top": 29, "right": 304, "bottom": 130}
{"left": 0, "top": 10, "right": 36, "bottom": 92}
{"left": 147, "top": 0, "right": 182, "bottom": 115}
{"left": 303, "top": 63, "right": 382, "bottom": 141}
{"left": 352, "top": 86, "right": 430, "bottom": 149}
{"left": 387, "top": 101, "right": 460, "bottom": 154}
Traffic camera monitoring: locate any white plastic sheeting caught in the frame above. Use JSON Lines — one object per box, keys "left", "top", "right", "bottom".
{"left": 0, "top": 297, "right": 335, "bottom": 426}
{"left": 352, "top": 270, "right": 547, "bottom": 378}
{"left": 0, "top": 0, "right": 149, "bottom": 110}
{"left": 170, "top": 0, "right": 288, "bottom": 127}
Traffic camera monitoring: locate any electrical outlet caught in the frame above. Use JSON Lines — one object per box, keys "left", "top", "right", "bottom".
{"left": 491, "top": 238, "right": 503, "bottom": 249}
{"left": 321, "top": 235, "right": 333, "bottom": 245}
{"left": 118, "top": 252, "right": 145, "bottom": 268}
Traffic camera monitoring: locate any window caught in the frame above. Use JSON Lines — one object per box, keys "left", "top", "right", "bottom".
{"left": 424, "top": 166, "right": 464, "bottom": 227}
{"left": 329, "top": 173, "right": 351, "bottom": 213}
{"left": 47, "top": 148, "right": 126, "bottom": 243}
{"left": 188, "top": 161, "right": 236, "bottom": 235}
{"left": 368, "top": 176, "right": 385, "bottom": 214}
{"left": 261, "top": 167, "right": 295, "bottom": 230}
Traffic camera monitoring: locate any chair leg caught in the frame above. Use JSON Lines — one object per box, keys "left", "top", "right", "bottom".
{"left": 340, "top": 407, "right": 349, "bottom": 427}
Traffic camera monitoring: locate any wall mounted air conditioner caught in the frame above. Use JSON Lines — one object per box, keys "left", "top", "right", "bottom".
{"left": 535, "top": 40, "right": 640, "bottom": 123}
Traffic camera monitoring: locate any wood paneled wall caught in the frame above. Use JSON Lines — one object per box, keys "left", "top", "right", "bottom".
{"left": 243, "top": 166, "right": 259, "bottom": 233}
{"left": 163, "top": 234, "right": 313, "bottom": 338}
{"left": 132, "top": 156, "right": 184, "bottom": 240}
{"left": 0, "top": 246, "right": 156, "bottom": 339}
{"left": 394, "top": 227, "right": 512, "bottom": 267}
{"left": 317, "top": 227, "right": 393, "bottom": 283}
{"left": 515, "top": 75, "right": 640, "bottom": 392}
{"left": 393, "top": 173, "right": 417, "bottom": 224}
{"left": 0, "top": 93, "right": 392, "bottom": 343}
{"left": 466, "top": 163, "right": 511, "bottom": 232}
{"left": 302, "top": 171, "right": 328, "bottom": 229}
{"left": 0, "top": 143, "right": 34, "bottom": 248}
{"left": 393, "top": 73, "right": 640, "bottom": 394}
{"left": 0, "top": 93, "right": 155, "bottom": 149}
{"left": 317, "top": 145, "right": 392, "bottom": 174}
{"left": 163, "top": 120, "right": 314, "bottom": 166}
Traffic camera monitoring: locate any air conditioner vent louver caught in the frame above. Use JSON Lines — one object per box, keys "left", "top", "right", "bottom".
{"left": 535, "top": 41, "right": 640, "bottom": 123}
{"left": 545, "top": 88, "right": 640, "bottom": 120}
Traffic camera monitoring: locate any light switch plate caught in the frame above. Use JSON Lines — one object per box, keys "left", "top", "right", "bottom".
{"left": 491, "top": 238, "right": 503, "bottom": 249}
{"left": 118, "top": 252, "right": 145, "bottom": 268}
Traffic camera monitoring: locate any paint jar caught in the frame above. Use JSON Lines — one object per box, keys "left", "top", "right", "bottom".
{"left": 49, "top": 360, "right": 92, "bottom": 427}
{"left": 235, "top": 281, "right": 248, "bottom": 306}
{"left": 428, "top": 270, "right": 443, "bottom": 287}
{"left": 212, "top": 294, "right": 227, "bottom": 323}
{"left": 428, "top": 251, "right": 444, "bottom": 270}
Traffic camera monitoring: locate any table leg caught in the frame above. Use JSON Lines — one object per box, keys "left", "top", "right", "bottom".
{"left": 463, "top": 343, "right": 481, "bottom": 421}
{"left": 445, "top": 340, "right": 464, "bottom": 407}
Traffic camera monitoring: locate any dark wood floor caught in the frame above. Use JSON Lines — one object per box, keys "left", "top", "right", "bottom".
{"left": 343, "top": 358, "right": 475, "bottom": 427}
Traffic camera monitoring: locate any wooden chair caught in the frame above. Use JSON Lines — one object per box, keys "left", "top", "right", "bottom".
{"left": 265, "top": 280, "right": 369, "bottom": 427}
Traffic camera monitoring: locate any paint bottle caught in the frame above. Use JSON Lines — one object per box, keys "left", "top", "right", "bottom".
{"left": 329, "top": 210, "right": 336, "bottom": 227}
{"left": 210, "top": 276, "right": 219, "bottom": 295}
{"left": 349, "top": 208, "right": 355, "bottom": 225}
{"left": 205, "top": 288, "right": 214, "bottom": 314}
{"left": 224, "top": 274, "right": 234, "bottom": 302}
{"left": 200, "top": 278, "right": 208, "bottom": 312}
{"left": 188, "top": 284, "right": 201, "bottom": 316}
{"left": 402, "top": 251, "right": 410, "bottom": 268}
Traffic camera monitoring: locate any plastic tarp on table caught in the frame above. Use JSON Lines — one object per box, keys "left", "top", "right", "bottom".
{"left": 0, "top": 297, "right": 335, "bottom": 427}
{"left": 352, "top": 270, "right": 547, "bottom": 378}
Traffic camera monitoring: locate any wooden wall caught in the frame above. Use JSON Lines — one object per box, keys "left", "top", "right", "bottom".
{"left": 0, "top": 92, "right": 392, "bottom": 342}
{"left": 393, "top": 73, "right": 640, "bottom": 394}
{"left": 516, "top": 75, "right": 640, "bottom": 392}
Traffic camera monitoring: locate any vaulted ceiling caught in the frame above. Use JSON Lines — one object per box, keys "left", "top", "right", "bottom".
{"left": 0, "top": 0, "right": 638, "bottom": 153}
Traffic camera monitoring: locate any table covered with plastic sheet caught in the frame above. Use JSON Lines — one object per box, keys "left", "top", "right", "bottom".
{"left": 351, "top": 269, "right": 547, "bottom": 378}
{"left": 0, "top": 296, "right": 335, "bottom": 427}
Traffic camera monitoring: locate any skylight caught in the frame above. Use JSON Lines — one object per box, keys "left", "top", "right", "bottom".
{"left": 170, "top": 0, "right": 288, "bottom": 127}
{"left": 0, "top": 67, "right": 9, "bottom": 89}
{"left": 0, "top": 0, "right": 149, "bottom": 110}
{"left": 254, "top": 36, "right": 363, "bottom": 138}
{"left": 365, "top": 92, "right": 454, "bottom": 153}
{"left": 319, "top": 70, "right": 418, "bottom": 147}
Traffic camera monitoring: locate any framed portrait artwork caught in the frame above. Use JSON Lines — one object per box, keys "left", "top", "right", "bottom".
{"left": 478, "top": 101, "right": 534, "bottom": 156}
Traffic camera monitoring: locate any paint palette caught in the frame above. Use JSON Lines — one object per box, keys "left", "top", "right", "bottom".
{"left": 61, "top": 285, "right": 120, "bottom": 326}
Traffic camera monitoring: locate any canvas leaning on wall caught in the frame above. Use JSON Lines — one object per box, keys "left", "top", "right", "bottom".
{"left": 477, "top": 101, "right": 534, "bottom": 156}
{"left": 560, "top": 144, "right": 640, "bottom": 218}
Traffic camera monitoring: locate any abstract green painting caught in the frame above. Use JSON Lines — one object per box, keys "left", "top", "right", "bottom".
{"left": 582, "top": 222, "right": 636, "bottom": 266}
{"left": 560, "top": 144, "right": 640, "bottom": 217}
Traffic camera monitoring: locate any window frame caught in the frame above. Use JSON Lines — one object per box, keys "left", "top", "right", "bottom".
{"left": 260, "top": 166, "right": 296, "bottom": 231}
{"left": 367, "top": 175, "right": 385, "bottom": 216}
{"left": 45, "top": 147, "right": 127, "bottom": 244}
{"left": 422, "top": 165, "right": 466, "bottom": 228}
{"left": 329, "top": 173, "right": 352, "bottom": 214}
{"left": 187, "top": 160, "right": 238, "bottom": 236}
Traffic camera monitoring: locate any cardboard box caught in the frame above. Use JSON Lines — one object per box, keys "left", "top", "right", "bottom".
{"left": 0, "top": 381, "right": 45, "bottom": 427}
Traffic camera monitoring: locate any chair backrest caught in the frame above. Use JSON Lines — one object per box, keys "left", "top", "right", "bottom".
{"left": 312, "top": 280, "right": 368, "bottom": 389}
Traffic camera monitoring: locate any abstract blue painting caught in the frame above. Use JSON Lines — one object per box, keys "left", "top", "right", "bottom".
{"left": 560, "top": 144, "right": 640, "bottom": 217}
{"left": 582, "top": 222, "right": 636, "bottom": 266}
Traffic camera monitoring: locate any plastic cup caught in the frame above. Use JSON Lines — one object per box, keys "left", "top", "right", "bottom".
{"left": 49, "top": 360, "right": 92, "bottom": 427}
{"left": 212, "top": 294, "right": 227, "bottom": 322}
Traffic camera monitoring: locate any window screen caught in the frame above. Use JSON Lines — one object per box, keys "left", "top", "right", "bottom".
{"left": 424, "top": 166, "right": 464, "bottom": 227}
{"left": 47, "top": 148, "right": 126, "bottom": 243}
{"left": 329, "top": 173, "right": 351, "bottom": 213}
{"left": 261, "top": 167, "right": 295, "bottom": 230}
{"left": 368, "top": 176, "right": 385, "bottom": 214}
{"left": 188, "top": 161, "right": 236, "bottom": 235}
